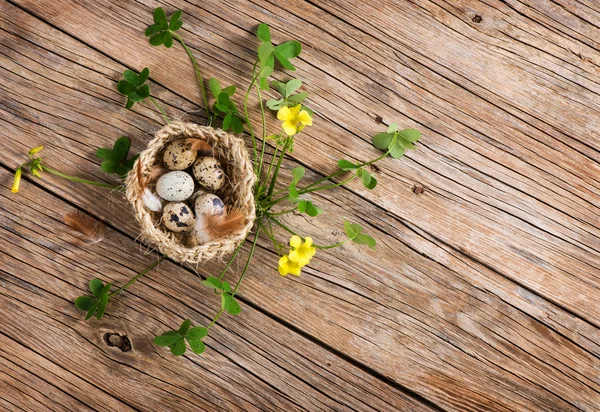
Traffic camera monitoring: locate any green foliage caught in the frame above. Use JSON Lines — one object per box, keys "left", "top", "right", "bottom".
{"left": 267, "top": 79, "right": 309, "bottom": 111}
{"left": 343, "top": 220, "right": 376, "bottom": 249}
{"left": 372, "top": 123, "right": 421, "bottom": 159}
{"left": 208, "top": 78, "right": 244, "bottom": 133}
{"left": 202, "top": 276, "right": 241, "bottom": 315}
{"left": 154, "top": 319, "right": 209, "bottom": 356}
{"left": 117, "top": 68, "right": 151, "bottom": 109}
{"left": 74, "top": 278, "right": 112, "bottom": 320}
{"left": 255, "top": 23, "right": 302, "bottom": 90}
{"left": 298, "top": 199, "right": 322, "bottom": 217}
{"left": 145, "top": 8, "right": 183, "bottom": 48}
{"left": 287, "top": 166, "right": 305, "bottom": 201}
{"left": 337, "top": 159, "right": 377, "bottom": 190}
{"left": 96, "top": 136, "right": 139, "bottom": 178}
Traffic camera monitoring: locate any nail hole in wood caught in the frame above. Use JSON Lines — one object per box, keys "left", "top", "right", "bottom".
{"left": 103, "top": 332, "right": 132, "bottom": 352}
{"left": 374, "top": 115, "right": 383, "bottom": 124}
{"left": 472, "top": 15, "right": 482, "bottom": 23}
{"left": 413, "top": 185, "right": 425, "bottom": 195}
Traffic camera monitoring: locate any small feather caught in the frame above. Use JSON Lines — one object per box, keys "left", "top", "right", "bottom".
{"left": 185, "top": 138, "right": 212, "bottom": 154}
{"left": 194, "top": 209, "right": 245, "bottom": 244}
{"left": 63, "top": 210, "right": 104, "bottom": 244}
{"left": 142, "top": 188, "right": 163, "bottom": 212}
{"left": 146, "top": 166, "right": 169, "bottom": 183}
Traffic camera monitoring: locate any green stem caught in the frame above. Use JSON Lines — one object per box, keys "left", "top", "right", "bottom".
{"left": 268, "top": 207, "right": 297, "bottom": 217}
{"left": 207, "top": 231, "right": 260, "bottom": 329}
{"left": 243, "top": 60, "right": 261, "bottom": 167}
{"left": 259, "top": 219, "right": 284, "bottom": 253}
{"left": 108, "top": 255, "right": 166, "bottom": 298}
{"left": 232, "top": 231, "right": 260, "bottom": 294}
{"left": 269, "top": 217, "right": 349, "bottom": 250}
{"left": 173, "top": 33, "right": 210, "bottom": 120}
{"left": 256, "top": 84, "right": 268, "bottom": 179}
{"left": 149, "top": 97, "right": 170, "bottom": 124}
{"left": 40, "top": 165, "right": 124, "bottom": 191}
{"left": 261, "top": 141, "right": 280, "bottom": 189}
{"left": 266, "top": 138, "right": 290, "bottom": 199}
{"left": 217, "top": 238, "right": 246, "bottom": 281}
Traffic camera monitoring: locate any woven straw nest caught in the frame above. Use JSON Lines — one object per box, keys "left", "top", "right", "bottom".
{"left": 125, "top": 121, "right": 256, "bottom": 264}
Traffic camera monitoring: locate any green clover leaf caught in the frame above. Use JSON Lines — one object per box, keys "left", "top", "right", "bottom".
{"left": 96, "top": 136, "right": 139, "bottom": 178}
{"left": 266, "top": 79, "right": 309, "bottom": 111}
{"left": 117, "top": 68, "right": 152, "bottom": 109}
{"left": 74, "top": 278, "right": 112, "bottom": 320}
{"left": 373, "top": 127, "right": 421, "bottom": 159}
{"left": 209, "top": 85, "right": 244, "bottom": 134}
{"left": 342, "top": 220, "right": 376, "bottom": 249}
{"left": 256, "top": 23, "right": 302, "bottom": 90}
{"left": 154, "top": 320, "right": 210, "bottom": 357}
{"left": 145, "top": 8, "right": 183, "bottom": 48}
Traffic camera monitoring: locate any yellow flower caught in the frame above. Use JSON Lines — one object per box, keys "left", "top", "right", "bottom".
{"left": 288, "top": 235, "right": 316, "bottom": 267}
{"left": 277, "top": 104, "right": 312, "bottom": 136}
{"left": 278, "top": 255, "right": 301, "bottom": 276}
{"left": 11, "top": 168, "right": 22, "bottom": 193}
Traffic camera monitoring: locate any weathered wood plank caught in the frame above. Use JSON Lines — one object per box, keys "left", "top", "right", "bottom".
{"left": 0, "top": 171, "right": 431, "bottom": 412}
{"left": 2, "top": 0, "right": 600, "bottom": 410}
{"left": 11, "top": 0, "right": 600, "bottom": 324}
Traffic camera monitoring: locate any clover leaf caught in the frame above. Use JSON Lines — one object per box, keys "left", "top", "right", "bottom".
{"left": 298, "top": 199, "right": 322, "bottom": 217}
{"left": 154, "top": 319, "right": 209, "bottom": 356}
{"left": 267, "top": 79, "right": 309, "bottom": 111}
{"left": 96, "top": 136, "right": 139, "bottom": 178}
{"left": 343, "top": 220, "right": 376, "bottom": 249}
{"left": 145, "top": 8, "right": 182, "bottom": 48}
{"left": 373, "top": 123, "right": 421, "bottom": 159}
{"left": 337, "top": 160, "right": 377, "bottom": 190}
{"left": 117, "top": 68, "right": 151, "bottom": 109}
{"left": 74, "top": 278, "right": 112, "bottom": 320}
{"left": 208, "top": 79, "right": 244, "bottom": 133}
{"left": 256, "top": 23, "right": 302, "bottom": 90}
{"left": 287, "top": 166, "right": 305, "bottom": 201}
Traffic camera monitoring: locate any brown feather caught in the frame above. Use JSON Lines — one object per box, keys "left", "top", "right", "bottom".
{"left": 146, "top": 166, "right": 169, "bottom": 183}
{"left": 63, "top": 210, "right": 104, "bottom": 244}
{"left": 194, "top": 209, "right": 245, "bottom": 244}
{"left": 185, "top": 138, "right": 212, "bottom": 154}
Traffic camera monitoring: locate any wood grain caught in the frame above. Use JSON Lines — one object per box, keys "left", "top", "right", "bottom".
{"left": 1, "top": 0, "right": 600, "bottom": 410}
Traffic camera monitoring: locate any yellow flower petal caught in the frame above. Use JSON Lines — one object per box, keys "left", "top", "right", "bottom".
{"left": 28, "top": 146, "right": 43, "bottom": 155}
{"left": 277, "top": 106, "right": 291, "bottom": 121}
{"left": 282, "top": 121, "right": 297, "bottom": 136}
{"left": 297, "top": 110, "right": 312, "bottom": 126}
{"left": 290, "top": 235, "right": 302, "bottom": 249}
{"left": 297, "top": 124, "right": 305, "bottom": 133}
{"left": 304, "top": 237, "right": 313, "bottom": 248}
{"left": 278, "top": 255, "right": 290, "bottom": 276}
{"left": 289, "top": 265, "right": 301, "bottom": 276}
{"left": 289, "top": 104, "right": 302, "bottom": 117}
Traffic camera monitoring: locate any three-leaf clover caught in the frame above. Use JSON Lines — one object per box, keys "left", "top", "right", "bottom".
{"left": 154, "top": 319, "right": 208, "bottom": 356}
{"left": 373, "top": 123, "right": 421, "bottom": 159}
{"left": 337, "top": 159, "right": 378, "bottom": 190}
{"left": 145, "top": 8, "right": 182, "bottom": 48}
{"left": 96, "top": 136, "right": 139, "bottom": 178}
{"left": 267, "top": 79, "right": 309, "bottom": 112}
{"left": 208, "top": 78, "right": 244, "bottom": 133}
{"left": 256, "top": 23, "right": 302, "bottom": 90}
{"left": 343, "top": 220, "right": 376, "bottom": 249}
{"left": 117, "top": 68, "right": 151, "bottom": 109}
{"left": 287, "top": 166, "right": 305, "bottom": 201}
{"left": 202, "top": 276, "right": 242, "bottom": 315}
{"left": 74, "top": 278, "right": 112, "bottom": 320}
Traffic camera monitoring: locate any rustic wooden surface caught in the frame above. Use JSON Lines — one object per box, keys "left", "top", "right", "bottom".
{"left": 1, "top": 0, "right": 599, "bottom": 410}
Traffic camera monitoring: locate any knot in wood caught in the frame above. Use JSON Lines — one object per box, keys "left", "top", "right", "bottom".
{"left": 103, "top": 332, "right": 132, "bottom": 352}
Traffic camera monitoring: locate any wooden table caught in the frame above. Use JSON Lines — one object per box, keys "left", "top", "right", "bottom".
{"left": 1, "top": 0, "right": 599, "bottom": 410}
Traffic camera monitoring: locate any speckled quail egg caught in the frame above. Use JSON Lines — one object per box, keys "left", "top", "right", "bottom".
{"left": 163, "top": 140, "right": 198, "bottom": 170}
{"left": 193, "top": 156, "right": 225, "bottom": 191}
{"left": 162, "top": 202, "right": 196, "bottom": 233}
{"left": 156, "top": 171, "right": 195, "bottom": 202}
{"left": 194, "top": 193, "right": 225, "bottom": 218}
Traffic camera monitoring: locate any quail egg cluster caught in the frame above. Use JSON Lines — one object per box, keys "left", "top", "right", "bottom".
{"left": 149, "top": 139, "right": 229, "bottom": 241}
